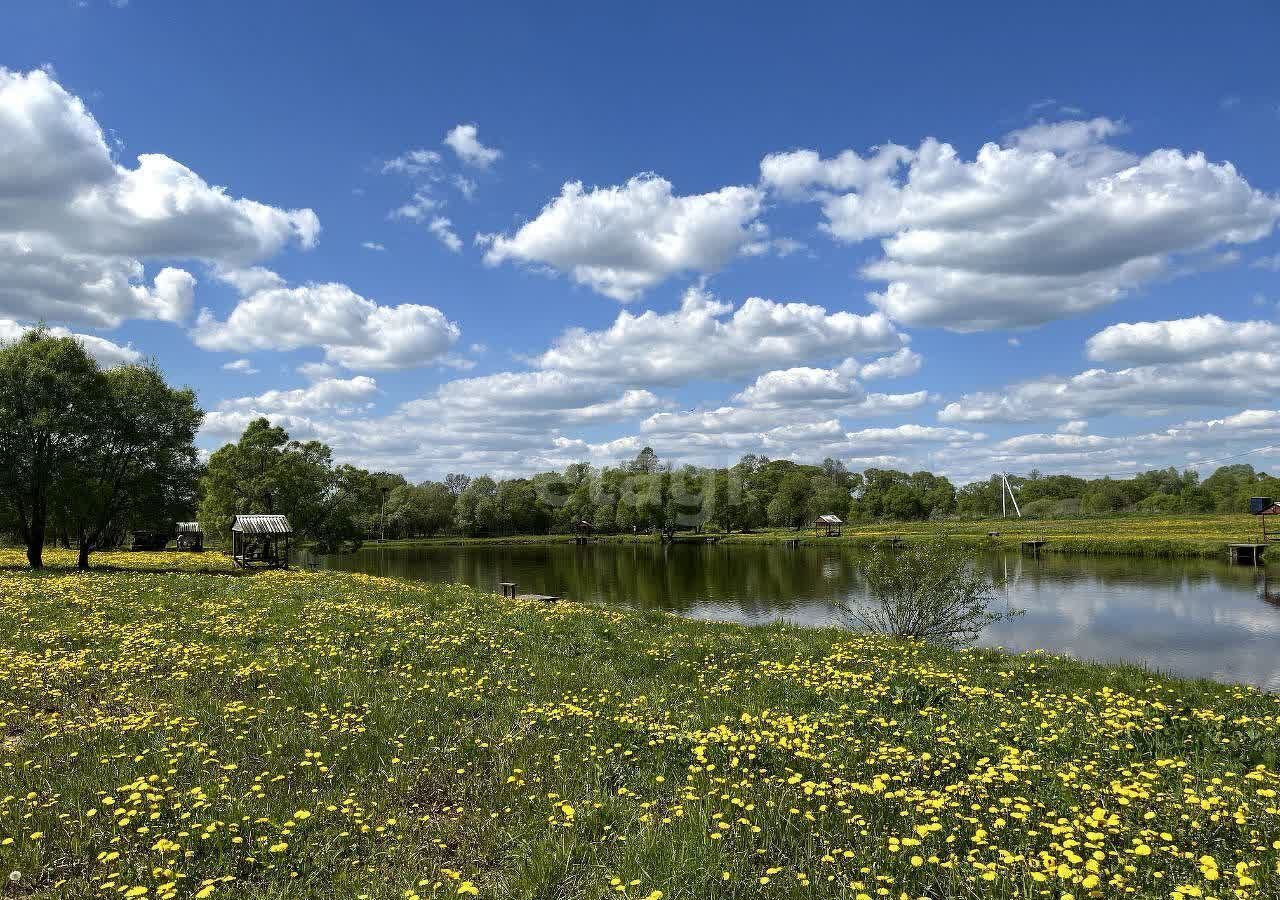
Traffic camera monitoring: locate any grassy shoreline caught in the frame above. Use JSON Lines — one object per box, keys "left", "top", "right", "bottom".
{"left": 355, "top": 513, "right": 1269, "bottom": 559}
{"left": 1, "top": 549, "right": 1277, "bottom": 899}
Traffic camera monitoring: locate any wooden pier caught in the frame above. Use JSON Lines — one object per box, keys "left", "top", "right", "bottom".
{"left": 660, "top": 533, "right": 721, "bottom": 545}
{"left": 1228, "top": 543, "right": 1267, "bottom": 565}
{"left": 498, "top": 582, "right": 561, "bottom": 602}
{"left": 1021, "top": 540, "right": 1047, "bottom": 554}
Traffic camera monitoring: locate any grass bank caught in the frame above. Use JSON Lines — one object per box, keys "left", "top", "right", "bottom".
{"left": 365, "top": 513, "right": 1267, "bottom": 559}
{"left": 2, "top": 550, "right": 1277, "bottom": 899}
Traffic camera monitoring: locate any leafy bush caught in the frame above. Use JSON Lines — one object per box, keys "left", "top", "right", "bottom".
{"left": 843, "top": 538, "right": 1022, "bottom": 648}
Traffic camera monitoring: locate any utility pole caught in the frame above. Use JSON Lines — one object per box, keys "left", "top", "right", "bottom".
{"left": 1000, "top": 473, "right": 1021, "bottom": 517}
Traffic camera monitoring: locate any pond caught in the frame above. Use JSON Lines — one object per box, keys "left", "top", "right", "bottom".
{"left": 311, "top": 542, "right": 1280, "bottom": 690}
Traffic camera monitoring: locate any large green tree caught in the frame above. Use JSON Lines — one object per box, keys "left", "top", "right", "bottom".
{"left": 54, "top": 364, "right": 203, "bottom": 569}
{"left": 0, "top": 331, "right": 110, "bottom": 568}
{"left": 766, "top": 471, "right": 812, "bottom": 528}
{"left": 199, "top": 419, "right": 374, "bottom": 551}
{"left": 385, "top": 482, "right": 456, "bottom": 538}
{"left": 0, "top": 331, "right": 201, "bottom": 569}
{"left": 453, "top": 476, "right": 499, "bottom": 535}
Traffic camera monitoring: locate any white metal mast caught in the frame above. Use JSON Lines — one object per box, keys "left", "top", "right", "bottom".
{"left": 1000, "top": 472, "right": 1021, "bottom": 517}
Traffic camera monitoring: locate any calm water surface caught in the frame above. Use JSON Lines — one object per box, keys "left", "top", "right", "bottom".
{"left": 312, "top": 543, "right": 1280, "bottom": 689}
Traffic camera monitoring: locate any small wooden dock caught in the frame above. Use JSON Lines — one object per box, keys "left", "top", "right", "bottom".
{"left": 660, "top": 533, "right": 721, "bottom": 545}
{"left": 1228, "top": 543, "right": 1267, "bottom": 565}
{"left": 1021, "top": 539, "right": 1047, "bottom": 554}
{"left": 499, "top": 582, "right": 561, "bottom": 602}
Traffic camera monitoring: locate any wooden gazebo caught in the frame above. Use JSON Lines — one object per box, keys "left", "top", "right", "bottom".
{"left": 230, "top": 514, "right": 293, "bottom": 569}
{"left": 814, "top": 514, "right": 843, "bottom": 537}
{"left": 175, "top": 521, "right": 204, "bottom": 552}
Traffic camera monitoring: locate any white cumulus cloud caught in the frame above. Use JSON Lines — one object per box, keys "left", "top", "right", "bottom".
{"left": 428, "top": 216, "right": 462, "bottom": 252}
{"left": 1085, "top": 314, "right": 1280, "bottom": 365}
{"left": 535, "top": 285, "right": 904, "bottom": 384}
{"left": 939, "top": 352, "right": 1280, "bottom": 423}
{"left": 857, "top": 347, "right": 923, "bottom": 380}
{"left": 443, "top": 123, "right": 501, "bottom": 168}
{"left": 0, "top": 68, "right": 319, "bottom": 329}
{"left": 762, "top": 120, "right": 1279, "bottom": 331}
{"left": 201, "top": 376, "right": 380, "bottom": 443}
{"left": 481, "top": 175, "right": 766, "bottom": 300}
{"left": 191, "top": 269, "right": 461, "bottom": 371}
{"left": 0, "top": 318, "right": 141, "bottom": 367}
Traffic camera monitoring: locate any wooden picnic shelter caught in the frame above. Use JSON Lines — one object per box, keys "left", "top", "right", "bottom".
{"left": 230, "top": 514, "right": 293, "bottom": 569}
{"left": 814, "top": 514, "right": 843, "bottom": 537}
{"left": 175, "top": 521, "right": 204, "bottom": 552}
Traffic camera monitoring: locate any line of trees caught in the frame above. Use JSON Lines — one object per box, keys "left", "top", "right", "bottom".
{"left": 196, "top": 430, "right": 1280, "bottom": 545}
{"left": 5, "top": 329, "right": 1280, "bottom": 567}
{"left": 955, "top": 466, "right": 1280, "bottom": 518}
{"left": 371, "top": 452, "right": 1280, "bottom": 540}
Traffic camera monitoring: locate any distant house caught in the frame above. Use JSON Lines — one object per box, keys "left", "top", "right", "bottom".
{"left": 814, "top": 514, "right": 843, "bottom": 537}
{"left": 175, "top": 521, "right": 204, "bottom": 552}
{"left": 230, "top": 514, "right": 293, "bottom": 569}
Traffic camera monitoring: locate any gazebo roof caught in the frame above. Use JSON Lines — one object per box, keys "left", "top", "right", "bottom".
{"left": 176, "top": 521, "right": 202, "bottom": 533}
{"left": 815, "top": 514, "right": 843, "bottom": 525}
{"left": 231, "top": 514, "right": 293, "bottom": 534}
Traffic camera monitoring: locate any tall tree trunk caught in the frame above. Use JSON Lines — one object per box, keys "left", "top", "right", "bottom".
{"left": 26, "top": 518, "right": 44, "bottom": 569}
{"left": 77, "top": 528, "right": 92, "bottom": 570}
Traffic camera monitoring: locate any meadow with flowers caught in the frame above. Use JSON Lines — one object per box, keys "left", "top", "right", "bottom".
{"left": 1, "top": 549, "right": 1278, "bottom": 899}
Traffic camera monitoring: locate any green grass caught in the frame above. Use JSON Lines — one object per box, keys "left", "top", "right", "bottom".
{"left": 1, "top": 549, "right": 1277, "bottom": 899}
{"left": 722, "top": 513, "right": 1267, "bottom": 558}
{"left": 366, "top": 513, "right": 1269, "bottom": 559}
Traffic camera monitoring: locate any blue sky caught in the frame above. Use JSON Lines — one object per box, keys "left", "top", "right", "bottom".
{"left": 3, "top": 1, "right": 1280, "bottom": 482}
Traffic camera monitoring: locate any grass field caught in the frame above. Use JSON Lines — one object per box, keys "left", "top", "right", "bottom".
{"left": 725, "top": 513, "right": 1269, "bottom": 558}
{"left": 368, "top": 513, "right": 1269, "bottom": 559}
{"left": 1, "top": 549, "right": 1278, "bottom": 899}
